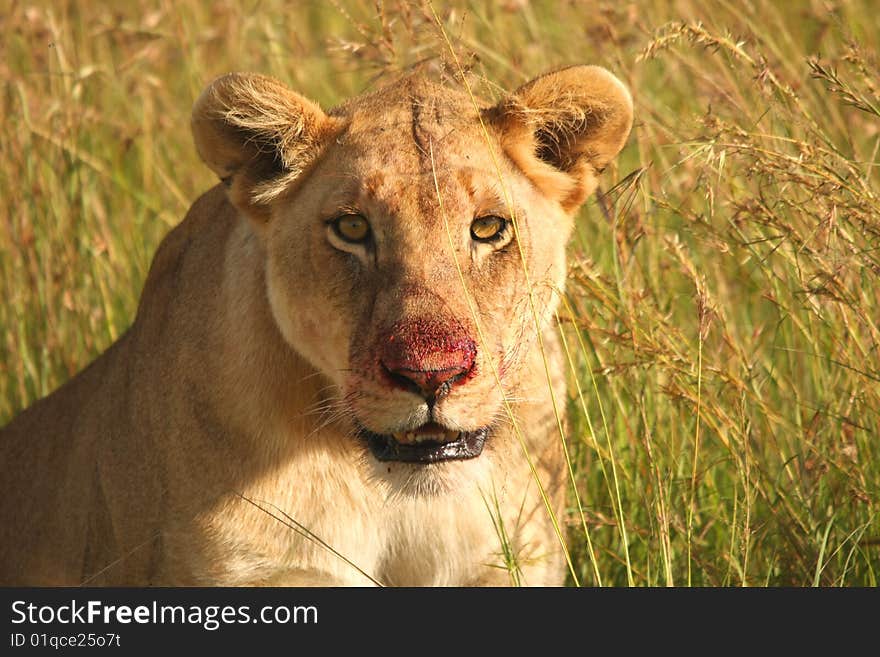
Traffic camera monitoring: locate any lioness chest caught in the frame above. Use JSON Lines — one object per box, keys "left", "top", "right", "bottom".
{"left": 161, "top": 429, "right": 511, "bottom": 586}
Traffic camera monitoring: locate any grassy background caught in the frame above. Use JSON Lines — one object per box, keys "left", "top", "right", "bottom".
{"left": 1, "top": 0, "right": 878, "bottom": 585}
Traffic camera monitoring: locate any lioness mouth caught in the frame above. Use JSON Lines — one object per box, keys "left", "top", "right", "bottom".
{"left": 363, "top": 423, "right": 488, "bottom": 463}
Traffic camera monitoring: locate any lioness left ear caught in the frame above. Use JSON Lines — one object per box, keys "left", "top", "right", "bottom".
{"left": 191, "top": 72, "right": 340, "bottom": 223}
{"left": 486, "top": 65, "right": 633, "bottom": 212}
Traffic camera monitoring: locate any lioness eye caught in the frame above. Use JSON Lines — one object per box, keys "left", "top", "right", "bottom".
{"left": 470, "top": 215, "right": 507, "bottom": 242}
{"left": 332, "top": 214, "right": 371, "bottom": 243}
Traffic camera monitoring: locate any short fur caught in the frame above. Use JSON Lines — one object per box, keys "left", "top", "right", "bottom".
{"left": 0, "top": 66, "right": 632, "bottom": 586}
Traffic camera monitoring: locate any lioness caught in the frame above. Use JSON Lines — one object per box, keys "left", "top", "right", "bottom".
{"left": 0, "top": 65, "right": 631, "bottom": 586}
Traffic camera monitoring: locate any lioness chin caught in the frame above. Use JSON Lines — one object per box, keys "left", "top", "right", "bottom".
{"left": 0, "top": 65, "right": 632, "bottom": 586}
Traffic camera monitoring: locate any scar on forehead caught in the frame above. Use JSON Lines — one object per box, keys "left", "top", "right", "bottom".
{"left": 454, "top": 167, "right": 512, "bottom": 210}
{"left": 456, "top": 168, "right": 477, "bottom": 200}
{"left": 362, "top": 171, "right": 386, "bottom": 198}
{"left": 357, "top": 171, "right": 405, "bottom": 216}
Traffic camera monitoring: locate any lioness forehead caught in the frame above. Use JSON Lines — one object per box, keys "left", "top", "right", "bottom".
{"left": 330, "top": 74, "right": 492, "bottom": 168}
{"left": 311, "top": 163, "right": 510, "bottom": 229}
{"left": 304, "top": 75, "right": 508, "bottom": 226}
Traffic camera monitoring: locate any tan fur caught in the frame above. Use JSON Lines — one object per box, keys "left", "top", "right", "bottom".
{"left": 0, "top": 66, "right": 632, "bottom": 586}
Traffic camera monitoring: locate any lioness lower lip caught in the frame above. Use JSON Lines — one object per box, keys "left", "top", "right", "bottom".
{"left": 362, "top": 428, "right": 488, "bottom": 463}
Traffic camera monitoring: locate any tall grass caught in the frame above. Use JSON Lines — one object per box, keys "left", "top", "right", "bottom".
{"left": 1, "top": 0, "right": 877, "bottom": 586}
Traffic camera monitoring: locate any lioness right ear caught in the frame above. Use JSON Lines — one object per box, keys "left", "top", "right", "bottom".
{"left": 191, "top": 73, "right": 338, "bottom": 222}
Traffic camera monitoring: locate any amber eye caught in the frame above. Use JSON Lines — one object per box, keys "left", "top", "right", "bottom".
{"left": 332, "top": 214, "right": 371, "bottom": 243}
{"left": 470, "top": 215, "right": 507, "bottom": 242}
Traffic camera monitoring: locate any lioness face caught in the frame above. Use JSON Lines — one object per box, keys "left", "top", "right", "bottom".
{"left": 266, "top": 97, "right": 568, "bottom": 467}
{"left": 192, "top": 68, "right": 632, "bottom": 483}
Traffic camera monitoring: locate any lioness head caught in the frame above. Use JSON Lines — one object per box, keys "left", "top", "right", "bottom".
{"left": 191, "top": 66, "right": 632, "bottom": 486}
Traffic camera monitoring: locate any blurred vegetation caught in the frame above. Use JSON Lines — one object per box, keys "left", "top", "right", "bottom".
{"left": 1, "top": 0, "right": 878, "bottom": 585}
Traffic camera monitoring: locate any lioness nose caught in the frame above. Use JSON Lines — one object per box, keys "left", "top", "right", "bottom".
{"left": 383, "top": 364, "right": 472, "bottom": 401}
{"left": 379, "top": 318, "right": 476, "bottom": 402}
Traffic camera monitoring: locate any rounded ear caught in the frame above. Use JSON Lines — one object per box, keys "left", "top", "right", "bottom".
{"left": 486, "top": 65, "right": 633, "bottom": 212}
{"left": 191, "top": 73, "right": 339, "bottom": 222}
